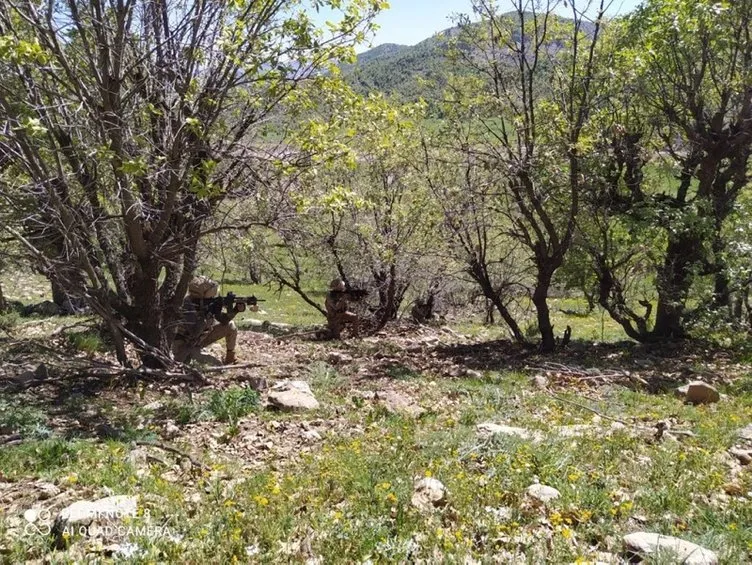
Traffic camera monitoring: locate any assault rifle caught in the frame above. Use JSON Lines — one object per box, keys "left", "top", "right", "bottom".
{"left": 199, "top": 292, "right": 265, "bottom": 316}
{"left": 329, "top": 288, "right": 369, "bottom": 301}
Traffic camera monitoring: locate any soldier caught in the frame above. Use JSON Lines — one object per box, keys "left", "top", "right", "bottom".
{"left": 325, "top": 278, "right": 359, "bottom": 339}
{"left": 173, "top": 276, "right": 253, "bottom": 364}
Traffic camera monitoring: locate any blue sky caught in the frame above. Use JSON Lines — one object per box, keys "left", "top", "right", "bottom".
{"left": 310, "top": 0, "right": 644, "bottom": 52}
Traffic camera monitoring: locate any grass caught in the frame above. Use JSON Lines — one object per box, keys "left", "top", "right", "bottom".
{"left": 2, "top": 365, "right": 751, "bottom": 562}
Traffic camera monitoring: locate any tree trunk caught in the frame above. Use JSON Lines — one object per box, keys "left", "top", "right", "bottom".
{"left": 533, "top": 271, "right": 556, "bottom": 352}
{"left": 467, "top": 259, "right": 526, "bottom": 344}
{"left": 650, "top": 236, "right": 696, "bottom": 339}
{"left": 0, "top": 280, "right": 6, "bottom": 312}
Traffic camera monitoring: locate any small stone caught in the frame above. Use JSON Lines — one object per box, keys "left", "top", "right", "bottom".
{"left": 623, "top": 532, "right": 718, "bottom": 565}
{"left": 526, "top": 484, "right": 560, "bottom": 503}
{"left": 142, "top": 401, "right": 164, "bottom": 411}
{"left": 531, "top": 375, "right": 548, "bottom": 389}
{"left": 327, "top": 351, "right": 352, "bottom": 365}
{"left": 411, "top": 477, "right": 447, "bottom": 513}
{"left": 485, "top": 506, "right": 513, "bottom": 521}
{"left": 377, "top": 391, "right": 425, "bottom": 418}
{"left": 681, "top": 381, "right": 720, "bottom": 405}
{"left": 36, "top": 482, "right": 61, "bottom": 500}
{"left": 245, "top": 376, "right": 269, "bottom": 392}
{"left": 268, "top": 380, "right": 320, "bottom": 411}
{"left": 556, "top": 424, "right": 593, "bottom": 438}
{"left": 465, "top": 369, "right": 482, "bottom": 379}
{"left": 729, "top": 447, "right": 752, "bottom": 465}
{"left": 301, "top": 429, "right": 322, "bottom": 442}
{"left": 477, "top": 423, "right": 541, "bottom": 441}
{"left": 610, "top": 422, "right": 627, "bottom": 432}
{"left": 164, "top": 421, "right": 180, "bottom": 439}
{"left": 723, "top": 482, "right": 745, "bottom": 496}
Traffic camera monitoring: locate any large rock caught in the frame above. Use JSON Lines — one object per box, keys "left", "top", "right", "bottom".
{"left": 677, "top": 381, "right": 720, "bottom": 405}
{"left": 53, "top": 495, "right": 137, "bottom": 544}
{"left": 57, "top": 495, "right": 137, "bottom": 527}
{"left": 267, "top": 381, "right": 320, "bottom": 411}
{"left": 737, "top": 424, "right": 752, "bottom": 441}
{"left": 623, "top": 532, "right": 718, "bottom": 565}
{"left": 411, "top": 477, "right": 447, "bottom": 513}
{"left": 526, "top": 483, "right": 560, "bottom": 503}
{"left": 377, "top": 391, "right": 425, "bottom": 418}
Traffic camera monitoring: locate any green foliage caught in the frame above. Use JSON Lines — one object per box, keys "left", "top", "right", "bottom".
{"left": 67, "top": 330, "right": 106, "bottom": 354}
{"left": 207, "top": 387, "right": 260, "bottom": 425}
{"left": 0, "top": 310, "right": 19, "bottom": 333}
{"left": 0, "top": 395, "right": 49, "bottom": 437}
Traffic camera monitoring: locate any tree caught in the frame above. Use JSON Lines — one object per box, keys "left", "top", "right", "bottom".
{"left": 257, "top": 79, "right": 441, "bottom": 329}
{"left": 430, "top": 0, "right": 609, "bottom": 350}
{"left": 0, "top": 0, "right": 383, "bottom": 365}
{"left": 579, "top": 0, "right": 752, "bottom": 340}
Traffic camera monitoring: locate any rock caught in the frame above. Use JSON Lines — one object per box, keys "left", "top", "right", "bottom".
{"left": 465, "top": 369, "right": 483, "bottom": 379}
{"left": 485, "top": 506, "right": 513, "bottom": 521}
{"left": 163, "top": 421, "right": 180, "bottom": 439}
{"left": 674, "top": 384, "right": 689, "bottom": 398}
{"left": 142, "top": 401, "right": 164, "bottom": 411}
{"left": 353, "top": 390, "right": 376, "bottom": 401}
{"left": 245, "top": 376, "right": 269, "bottom": 392}
{"left": 56, "top": 495, "right": 137, "bottom": 527}
{"left": 680, "top": 381, "right": 720, "bottom": 405}
{"left": 301, "top": 429, "right": 322, "bottom": 442}
{"left": 377, "top": 391, "right": 425, "bottom": 418}
{"left": 268, "top": 380, "right": 320, "bottom": 411}
{"left": 477, "top": 423, "right": 541, "bottom": 441}
{"left": 556, "top": 424, "right": 593, "bottom": 438}
{"left": 36, "top": 482, "right": 60, "bottom": 500}
{"left": 623, "top": 532, "right": 718, "bottom": 565}
{"left": 737, "top": 424, "right": 752, "bottom": 441}
{"left": 53, "top": 495, "right": 137, "bottom": 544}
{"left": 526, "top": 484, "right": 560, "bottom": 503}
{"left": 531, "top": 375, "right": 548, "bottom": 389}
{"left": 729, "top": 447, "right": 752, "bottom": 465}
{"left": 327, "top": 351, "right": 353, "bottom": 365}
{"left": 411, "top": 477, "right": 447, "bottom": 512}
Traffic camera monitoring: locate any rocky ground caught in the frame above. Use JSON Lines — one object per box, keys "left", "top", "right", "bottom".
{"left": 1, "top": 315, "right": 752, "bottom": 563}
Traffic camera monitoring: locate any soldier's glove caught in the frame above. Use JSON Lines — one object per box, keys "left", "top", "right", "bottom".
{"left": 234, "top": 302, "right": 246, "bottom": 313}
{"left": 208, "top": 300, "right": 223, "bottom": 318}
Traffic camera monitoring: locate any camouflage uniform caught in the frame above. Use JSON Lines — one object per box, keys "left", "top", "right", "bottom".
{"left": 325, "top": 278, "right": 359, "bottom": 339}
{"left": 173, "top": 276, "right": 239, "bottom": 364}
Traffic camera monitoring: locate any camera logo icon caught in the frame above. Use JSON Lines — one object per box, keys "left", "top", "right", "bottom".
{"left": 22, "top": 508, "right": 52, "bottom": 537}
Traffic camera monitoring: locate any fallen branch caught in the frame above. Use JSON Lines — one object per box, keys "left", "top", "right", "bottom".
{"left": 134, "top": 440, "right": 210, "bottom": 471}
{"left": 201, "top": 362, "right": 265, "bottom": 373}
{"left": 545, "top": 392, "right": 695, "bottom": 438}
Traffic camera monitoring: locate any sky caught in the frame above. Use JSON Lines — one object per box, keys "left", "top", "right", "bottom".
{"left": 309, "top": 0, "right": 644, "bottom": 52}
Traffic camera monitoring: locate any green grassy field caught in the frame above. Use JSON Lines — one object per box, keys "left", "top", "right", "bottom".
{"left": 2, "top": 364, "right": 752, "bottom": 562}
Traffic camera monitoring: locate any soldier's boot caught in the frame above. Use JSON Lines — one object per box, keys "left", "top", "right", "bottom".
{"left": 224, "top": 350, "right": 237, "bottom": 365}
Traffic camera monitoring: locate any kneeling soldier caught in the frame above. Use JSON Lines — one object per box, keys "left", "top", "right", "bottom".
{"left": 325, "top": 278, "right": 360, "bottom": 339}
{"left": 173, "top": 276, "right": 246, "bottom": 364}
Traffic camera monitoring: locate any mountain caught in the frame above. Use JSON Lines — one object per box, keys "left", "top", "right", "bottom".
{"left": 344, "top": 31, "right": 454, "bottom": 103}
{"left": 343, "top": 13, "right": 599, "bottom": 106}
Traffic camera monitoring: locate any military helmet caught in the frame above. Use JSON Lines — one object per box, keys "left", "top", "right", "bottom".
{"left": 329, "top": 278, "right": 346, "bottom": 291}
{"left": 188, "top": 275, "right": 219, "bottom": 299}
